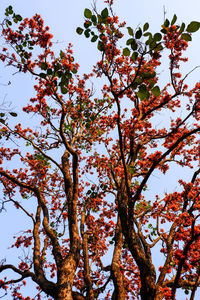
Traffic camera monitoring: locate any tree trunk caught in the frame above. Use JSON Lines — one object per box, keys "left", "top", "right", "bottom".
{"left": 154, "top": 290, "right": 164, "bottom": 300}
{"left": 56, "top": 255, "right": 77, "bottom": 300}
{"left": 57, "top": 286, "right": 73, "bottom": 300}
{"left": 111, "top": 216, "right": 125, "bottom": 300}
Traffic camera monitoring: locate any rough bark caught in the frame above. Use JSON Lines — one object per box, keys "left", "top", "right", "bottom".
{"left": 117, "top": 189, "right": 157, "bottom": 300}
{"left": 111, "top": 216, "right": 125, "bottom": 300}
{"left": 81, "top": 207, "right": 95, "bottom": 299}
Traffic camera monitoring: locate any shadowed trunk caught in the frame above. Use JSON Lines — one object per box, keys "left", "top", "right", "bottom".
{"left": 111, "top": 216, "right": 125, "bottom": 300}
{"left": 117, "top": 188, "right": 157, "bottom": 300}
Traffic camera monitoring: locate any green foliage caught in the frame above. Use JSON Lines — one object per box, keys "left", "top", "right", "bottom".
{"left": 84, "top": 29, "right": 90, "bottom": 38}
{"left": 181, "top": 33, "right": 192, "bottom": 41}
{"left": 171, "top": 14, "right": 177, "bottom": 26}
{"left": 153, "top": 33, "right": 162, "bottom": 42}
{"left": 13, "top": 14, "right": 22, "bottom": 23}
{"left": 91, "top": 15, "right": 97, "bottom": 24}
{"left": 140, "top": 71, "right": 156, "bottom": 79}
{"left": 39, "top": 73, "right": 46, "bottom": 79}
{"left": 186, "top": 21, "right": 200, "bottom": 33}
{"left": 127, "top": 26, "right": 134, "bottom": 36}
{"left": 60, "top": 85, "right": 68, "bottom": 94}
{"left": 135, "top": 28, "right": 142, "bottom": 39}
{"left": 76, "top": 27, "right": 84, "bottom": 35}
{"left": 148, "top": 223, "right": 158, "bottom": 237}
{"left": 143, "top": 22, "right": 149, "bottom": 32}
{"left": 101, "top": 8, "right": 109, "bottom": 19}
{"left": 5, "top": 5, "right": 13, "bottom": 16}
{"left": 164, "top": 18, "right": 170, "bottom": 27}
{"left": 5, "top": 6, "right": 22, "bottom": 26}
{"left": 131, "top": 52, "right": 138, "bottom": 61}
{"left": 130, "top": 39, "right": 138, "bottom": 50}
{"left": 84, "top": 21, "right": 92, "bottom": 28}
{"left": 126, "top": 38, "right": 134, "bottom": 45}
{"left": 84, "top": 8, "right": 92, "bottom": 19}
{"left": 97, "top": 41, "right": 104, "bottom": 51}
{"left": 151, "top": 86, "right": 160, "bottom": 97}
{"left": 33, "top": 153, "right": 51, "bottom": 166}
{"left": 41, "top": 62, "right": 48, "bottom": 70}
{"left": 123, "top": 47, "right": 130, "bottom": 56}
{"left": 179, "top": 22, "right": 185, "bottom": 33}
{"left": 137, "top": 84, "right": 150, "bottom": 100}
{"left": 91, "top": 35, "right": 98, "bottom": 42}
{"left": 9, "top": 112, "right": 17, "bottom": 117}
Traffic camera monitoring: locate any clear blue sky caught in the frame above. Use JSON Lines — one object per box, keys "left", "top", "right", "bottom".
{"left": 0, "top": 0, "right": 200, "bottom": 298}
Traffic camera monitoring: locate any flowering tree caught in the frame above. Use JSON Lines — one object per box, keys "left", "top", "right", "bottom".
{"left": 0, "top": 2, "right": 200, "bottom": 299}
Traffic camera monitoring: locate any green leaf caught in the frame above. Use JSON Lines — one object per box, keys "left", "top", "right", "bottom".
{"left": 151, "top": 86, "right": 160, "bottom": 97}
{"left": 16, "top": 14, "right": 22, "bottom": 21}
{"left": 60, "top": 75, "right": 69, "bottom": 86}
{"left": 164, "top": 19, "right": 170, "bottom": 27}
{"left": 179, "top": 22, "right": 185, "bottom": 34}
{"left": 91, "top": 15, "right": 97, "bottom": 23}
{"left": 57, "top": 71, "right": 63, "bottom": 78}
{"left": 131, "top": 52, "right": 138, "bottom": 61}
{"left": 153, "top": 33, "right": 162, "bottom": 42}
{"left": 84, "top": 21, "right": 92, "bottom": 28}
{"left": 123, "top": 48, "right": 130, "bottom": 56}
{"left": 60, "top": 85, "right": 68, "bottom": 94}
{"left": 131, "top": 40, "right": 138, "bottom": 50}
{"left": 160, "top": 28, "right": 167, "bottom": 34}
{"left": 143, "top": 32, "right": 152, "bottom": 37}
{"left": 127, "top": 27, "right": 134, "bottom": 36}
{"left": 186, "top": 21, "right": 200, "bottom": 33}
{"left": 39, "top": 73, "right": 46, "bottom": 79}
{"left": 135, "top": 29, "right": 142, "bottom": 39}
{"left": 181, "top": 33, "right": 192, "bottom": 41}
{"left": 8, "top": 6, "right": 13, "bottom": 14}
{"left": 137, "top": 84, "right": 150, "bottom": 100}
{"left": 24, "top": 52, "right": 29, "bottom": 59}
{"left": 84, "top": 8, "right": 92, "bottom": 19}
{"left": 41, "top": 62, "right": 48, "bottom": 70}
{"left": 149, "top": 40, "right": 157, "bottom": 50}
{"left": 135, "top": 77, "right": 143, "bottom": 84}
{"left": 47, "top": 68, "right": 52, "bottom": 75}
{"left": 141, "top": 71, "right": 156, "bottom": 79}
{"left": 97, "top": 41, "right": 104, "bottom": 51}
{"left": 126, "top": 38, "right": 134, "bottom": 45}
{"left": 171, "top": 14, "right": 177, "bottom": 25}
{"left": 0, "top": 118, "right": 5, "bottom": 124}
{"left": 76, "top": 27, "right": 84, "bottom": 35}
{"left": 60, "top": 50, "right": 65, "bottom": 59}
{"left": 97, "top": 14, "right": 103, "bottom": 23}
{"left": 72, "top": 68, "right": 77, "bottom": 74}
{"left": 84, "top": 29, "right": 90, "bottom": 38}
{"left": 9, "top": 112, "right": 17, "bottom": 117}
{"left": 6, "top": 20, "right": 12, "bottom": 26}
{"left": 143, "top": 22, "right": 149, "bottom": 32}
{"left": 101, "top": 8, "right": 108, "bottom": 19}
{"left": 0, "top": 113, "right": 5, "bottom": 117}
{"left": 154, "top": 44, "right": 163, "bottom": 51}
{"left": 91, "top": 35, "right": 98, "bottom": 42}
{"left": 148, "top": 81, "right": 155, "bottom": 89}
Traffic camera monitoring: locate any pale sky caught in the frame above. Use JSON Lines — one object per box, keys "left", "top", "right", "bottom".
{"left": 0, "top": 0, "right": 200, "bottom": 298}
{"left": 1, "top": 0, "right": 200, "bottom": 72}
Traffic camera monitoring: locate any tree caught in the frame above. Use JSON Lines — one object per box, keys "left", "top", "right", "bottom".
{"left": 0, "top": 1, "right": 200, "bottom": 299}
